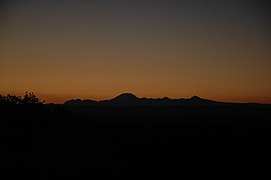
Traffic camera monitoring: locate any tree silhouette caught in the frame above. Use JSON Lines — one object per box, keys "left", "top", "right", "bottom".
{"left": 0, "top": 92, "right": 44, "bottom": 106}
{"left": 22, "top": 92, "right": 43, "bottom": 105}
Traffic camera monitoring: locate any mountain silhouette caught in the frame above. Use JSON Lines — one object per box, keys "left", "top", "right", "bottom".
{"left": 64, "top": 93, "right": 228, "bottom": 106}
{"left": 101, "top": 93, "right": 142, "bottom": 105}
{"left": 64, "top": 99, "right": 97, "bottom": 105}
{"left": 113, "top": 93, "right": 139, "bottom": 100}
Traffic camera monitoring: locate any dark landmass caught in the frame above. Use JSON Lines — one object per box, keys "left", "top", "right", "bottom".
{"left": 1, "top": 93, "right": 271, "bottom": 179}
{"left": 64, "top": 93, "right": 231, "bottom": 106}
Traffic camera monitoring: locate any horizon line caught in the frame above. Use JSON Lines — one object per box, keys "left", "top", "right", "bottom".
{"left": 1, "top": 92, "right": 271, "bottom": 105}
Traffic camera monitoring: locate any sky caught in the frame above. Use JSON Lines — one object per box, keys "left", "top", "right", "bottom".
{"left": 1, "top": 0, "right": 271, "bottom": 103}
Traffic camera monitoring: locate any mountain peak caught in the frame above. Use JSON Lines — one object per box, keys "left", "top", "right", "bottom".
{"left": 64, "top": 94, "right": 225, "bottom": 106}
{"left": 105, "top": 93, "right": 141, "bottom": 105}
{"left": 190, "top": 96, "right": 201, "bottom": 100}
{"left": 114, "top": 93, "right": 139, "bottom": 100}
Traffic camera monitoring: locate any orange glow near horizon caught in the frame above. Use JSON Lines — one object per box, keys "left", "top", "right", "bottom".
{"left": 1, "top": 91, "right": 271, "bottom": 104}
{"left": 1, "top": 1, "right": 270, "bottom": 104}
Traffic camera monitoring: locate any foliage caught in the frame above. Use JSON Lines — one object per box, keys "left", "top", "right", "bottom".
{"left": 0, "top": 92, "right": 44, "bottom": 106}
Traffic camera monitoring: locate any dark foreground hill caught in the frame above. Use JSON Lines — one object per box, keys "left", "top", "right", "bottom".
{"left": 1, "top": 93, "right": 271, "bottom": 179}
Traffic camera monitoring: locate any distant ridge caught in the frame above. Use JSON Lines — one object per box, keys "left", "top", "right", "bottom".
{"left": 64, "top": 93, "right": 228, "bottom": 106}
{"left": 64, "top": 99, "right": 97, "bottom": 106}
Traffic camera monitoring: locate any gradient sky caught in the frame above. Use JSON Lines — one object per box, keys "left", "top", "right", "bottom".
{"left": 1, "top": 0, "right": 271, "bottom": 103}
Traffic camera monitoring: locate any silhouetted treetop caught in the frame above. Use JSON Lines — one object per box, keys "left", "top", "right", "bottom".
{"left": 22, "top": 92, "right": 43, "bottom": 105}
{"left": 0, "top": 92, "right": 44, "bottom": 106}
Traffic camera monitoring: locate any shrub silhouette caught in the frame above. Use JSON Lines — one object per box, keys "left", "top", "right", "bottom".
{"left": 0, "top": 92, "right": 43, "bottom": 106}
{"left": 0, "top": 94, "right": 22, "bottom": 105}
{"left": 22, "top": 92, "right": 44, "bottom": 105}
